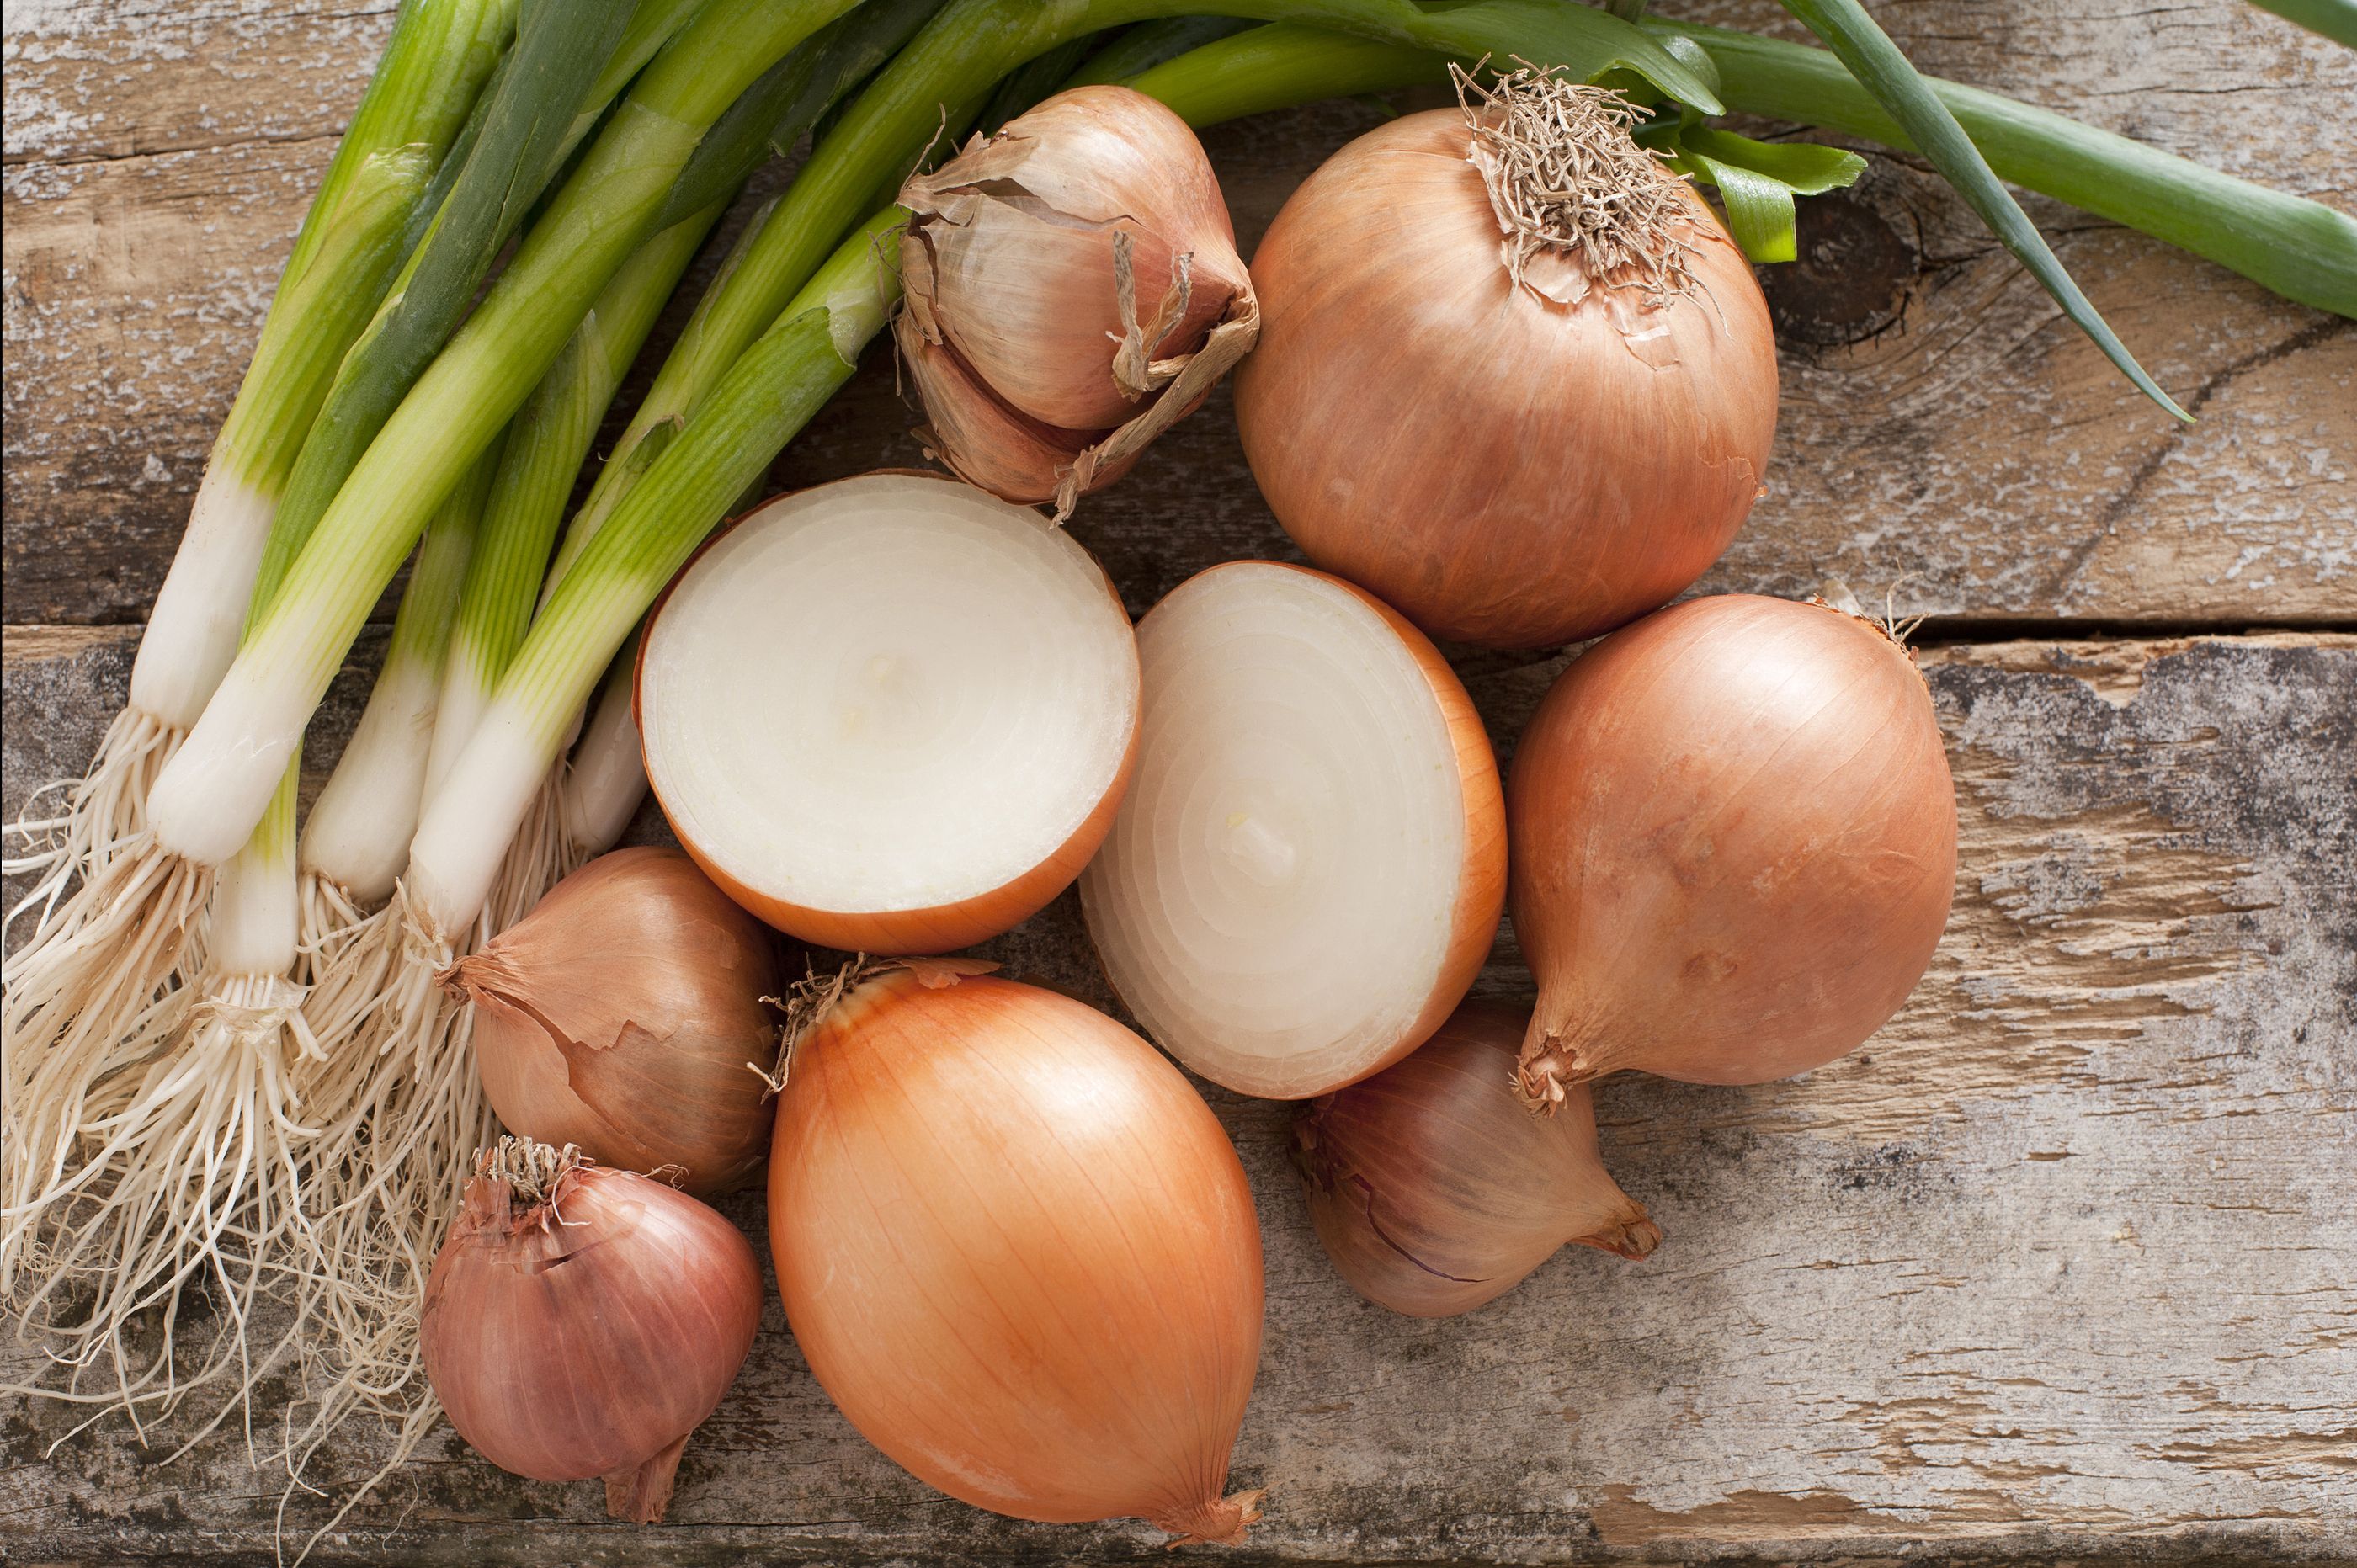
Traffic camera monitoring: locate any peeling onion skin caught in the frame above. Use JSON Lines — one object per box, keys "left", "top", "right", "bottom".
{"left": 1296, "top": 1001, "right": 1660, "bottom": 1318}
{"left": 1508, "top": 596, "right": 1956, "bottom": 1101}
{"left": 451, "top": 847, "right": 782, "bottom": 1197}
{"left": 1081, "top": 562, "right": 1506, "bottom": 1101}
{"left": 1233, "top": 109, "right": 1778, "bottom": 650}
{"left": 902, "top": 86, "right": 1248, "bottom": 432}
{"left": 769, "top": 969, "right": 1265, "bottom": 1544}
{"left": 422, "top": 1155, "right": 763, "bottom": 1523}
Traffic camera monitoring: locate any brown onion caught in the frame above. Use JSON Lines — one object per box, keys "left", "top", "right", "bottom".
{"left": 446, "top": 846, "right": 781, "bottom": 1196}
{"left": 1233, "top": 70, "right": 1777, "bottom": 649}
{"left": 1295, "top": 1000, "right": 1658, "bottom": 1318}
{"left": 423, "top": 1138, "right": 763, "bottom": 1522}
{"left": 897, "top": 84, "right": 1258, "bottom": 517}
{"left": 769, "top": 965, "right": 1264, "bottom": 1543}
{"left": 1509, "top": 595, "right": 1956, "bottom": 1103}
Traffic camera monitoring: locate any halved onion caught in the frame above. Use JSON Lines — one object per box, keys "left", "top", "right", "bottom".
{"left": 637, "top": 471, "right": 1139, "bottom": 954}
{"left": 1079, "top": 562, "right": 1505, "bottom": 1099}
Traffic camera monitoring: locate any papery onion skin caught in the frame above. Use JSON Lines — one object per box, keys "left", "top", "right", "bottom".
{"left": 897, "top": 85, "right": 1257, "bottom": 513}
{"left": 1508, "top": 595, "right": 1956, "bottom": 1101}
{"left": 422, "top": 1146, "right": 763, "bottom": 1523}
{"left": 451, "top": 847, "right": 782, "bottom": 1196}
{"left": 769, "top": 967, "right": 1264, "bottom": 1543}
{"left": 902, "top": 86, "right": 1247, "bottom": 432}
{"left": 1295, "top": 1000, "right": 1659, "bottom": 1319}
{"left": 1233, "top": 108, "right": 1778, "bottom": 650}
{"left": 1083, "top": 561, "right": 1505, "bottom": 1101}
{"left": 635, "top": 471, "right": 1142, "bottom": 957}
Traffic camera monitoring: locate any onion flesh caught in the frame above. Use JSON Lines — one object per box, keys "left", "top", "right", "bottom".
{"left": 422, "top": 1139, "right": 763, "bottom": 1523}
{"left": 637, "top": 471, "right": 1139, "bottom": 954}
{"left": 769, "top": 965, "right": 1264, "bottom": 1543}
{"left": 1080, "top": 561, "right": 1505, "bottom": 1100}
{"left": 1509, "top": 594, "right": 1957, "bottom": 1099}
{"left": 1233, "top": 81, "right": 1778, "bottom": 650}
{"left": 450, "top": 846, "right": 782, "bottom": 1196}
{"left": 1296, "top": 1000, "right": 1658, "bottom": 1319}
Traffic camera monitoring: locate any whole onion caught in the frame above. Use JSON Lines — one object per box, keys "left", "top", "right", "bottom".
{"left": 769, "top": 964, "right": 1265, "bottom": 1543}
{"left": 897, "top": 84, "right": 1258, "bottom": 517}
{"left": 1509, "top": 595, "right": 1956, "bottom": 1103}
{"left": 1233, "top": 68, "right": 1777, "bottom": 649}
{"left": 446, "top": 846, "right": 782, "bottom": 1195}
{"left": 1296, "top": 1001, "right": 1659, "bottom": 1318}
{"left": 422, "top": 1137, "right": 763, "bottom": 1522}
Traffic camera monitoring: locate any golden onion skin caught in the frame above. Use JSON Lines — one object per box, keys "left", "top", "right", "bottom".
{"left": 1235, "top": 109, "right": 1778, "bottom": 651}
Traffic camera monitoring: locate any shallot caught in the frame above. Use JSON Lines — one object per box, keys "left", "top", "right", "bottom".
{"left": 1296, "top": 1000, "right": 1658, "bottom": 1318}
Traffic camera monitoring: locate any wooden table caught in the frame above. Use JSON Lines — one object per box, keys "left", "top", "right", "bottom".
{"left": 5, "top": 3, "right": 2352, "bottom": 1563}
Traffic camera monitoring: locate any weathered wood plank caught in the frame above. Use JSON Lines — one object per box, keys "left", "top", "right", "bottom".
{"left": 4, "top": 2, "right": 2352, "bottom": 630}
{"left": 5, "top": 627, "right": 2350, "bottom": 1565}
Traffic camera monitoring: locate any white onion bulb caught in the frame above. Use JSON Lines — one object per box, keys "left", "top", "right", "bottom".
{"left": 1080, "top": 561, "right": 1505, "bottom": 1099}
{"left": 637, "top": 471, "right": 1139, "bottom": 954}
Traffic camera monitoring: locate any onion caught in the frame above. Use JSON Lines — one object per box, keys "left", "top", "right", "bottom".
{"left": 897, "top": 84, "right": 1258, "bottom": 517}
{"left": 1294, "top": 1000, "right": 1659, "bottom": 1319}
{"left": 636, "top": 471, "right": 1139, "bottom": 954}
{"left": 1509, "top": 594, "right": 1956, "bottom": 1103}
{"left": 445, "top": 846, "right": 782, "bottom": 1196}
{"left": 769, "top": 963, "right": 1264, "bottom": 1544}
{"left": 422, "top": 1137, "right": 763, "bottom": 1523}
{"left": 1232, "top": 67, "right": 1778, "bottom": 649}
{"left": 1080, "top": 561, "right": 1505, "bottom": 1100}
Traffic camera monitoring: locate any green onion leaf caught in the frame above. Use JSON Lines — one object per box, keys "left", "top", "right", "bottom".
{"left": 1068, "top": 19, "right": 1258, "bottom": 87}
{"left": 1673, "top": 127, "right": 1866, "bottom": 263}
{"left": 2245, "top": 0, "right": 2357, "bottom": 48}
{"left": 1774, "top": 0, "right": 2189, "bottom": 418}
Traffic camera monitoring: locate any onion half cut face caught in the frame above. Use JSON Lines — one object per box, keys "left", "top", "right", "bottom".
{"left": 1081, "top": 561, "right": 1505, "bottom": 1098}
{"left": 639, "top": 471, "right": 1140, "bottom": 954}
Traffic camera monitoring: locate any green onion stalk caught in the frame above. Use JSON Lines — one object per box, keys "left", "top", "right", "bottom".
{"left": 0, "top": 0, "right": 518, "bottom": 1421}
{"left": 0, "top": 0, "right": 860, "bottom": 1146}
{"left": 0, "top": 0, "right": 513, "bottom": 1076}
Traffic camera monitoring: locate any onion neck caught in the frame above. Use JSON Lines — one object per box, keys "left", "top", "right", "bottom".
{"left": 605, "top": 1431, "right": 689, "bottom": 1524}
{"left": 1572, "top": 1209, "right": 1663, "bottom": 1262}
{"left": 1149, "top": 1487, "right": 1264, "bottom": 1547}
{"left": 1514, "top": 1002, "right": 1619, "bottom": 1110}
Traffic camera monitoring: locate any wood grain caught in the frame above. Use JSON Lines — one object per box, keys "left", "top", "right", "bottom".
{"left": 3, "top": 627, "right": 2352, "bottom": 1562}
{"left": 3, "top": 0, "right": 2354, "bottom": 1561}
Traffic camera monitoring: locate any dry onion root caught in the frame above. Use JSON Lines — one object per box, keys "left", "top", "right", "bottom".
{"left": 1234, "top": 66, "right": 1778, "bottom": 649}
{"left": 450, "top": 847, "right": 782, "bottom": 1196}
{"left": 421, "top": 1136, "right": 763, "bottom": 1523}
{"left": 1509, "top": 594, "right": 1957, "bottom": 1103}
{"left": 1294, "top": 1000, "right": 1658, "bottom": 1319}
{"left": 896, "top": 84, "right": 1258, "bottom": 518}
{"left": 768, "top": 964, "right": 1264, "bottom": 1543}
{"left": 636, "top": 471, "right": 1139, "bottom": 955}
{"left": 1081, "top": 561, "right": 1505, "bottom": 1100}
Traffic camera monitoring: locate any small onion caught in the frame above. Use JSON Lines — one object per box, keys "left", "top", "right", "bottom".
{"left": 1294, "top": 1000, "right": 1659, "bottom": 1319}
{"left": 1234, "top": 70, "right": 1778, "bottom": 649}
{"left": 1081, "top": 561, "right": 1505, "bottom": 1100}
{"left": 636, "top": 472, "right": 1139, "bottom": 955}
{"left": 448, "top": 846, "right": 782, "bottom": 1196}
{"left": 423, "top": 1138, "right": 763, "bottom": 1523}
{"left": 1509, "top": 595, "right": 1957, "bottom": 1103}
{"left": 769, "top": 965, "right": 1265, "bottom": 1543}
{"left": 897, "top": 84, "right": 1258, "bottom": 517}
